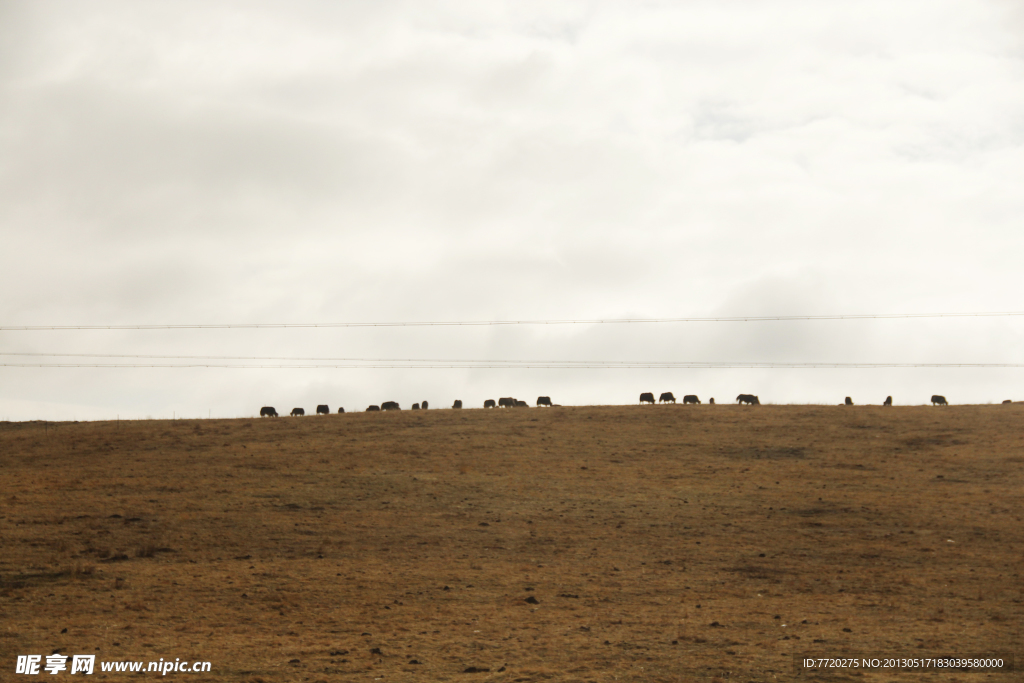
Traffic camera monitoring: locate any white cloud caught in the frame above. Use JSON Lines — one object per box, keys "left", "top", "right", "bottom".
{"left": 2, "top": 0, "right": 1024, "bottom": 419}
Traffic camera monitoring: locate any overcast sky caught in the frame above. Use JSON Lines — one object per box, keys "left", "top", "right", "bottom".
{"left": 2, "top": 0, "right": 1024, "bottom": 420}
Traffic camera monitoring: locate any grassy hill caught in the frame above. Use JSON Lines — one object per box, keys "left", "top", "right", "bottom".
{"left": 1, "top": 404, "right": 1020, "bottom": 681}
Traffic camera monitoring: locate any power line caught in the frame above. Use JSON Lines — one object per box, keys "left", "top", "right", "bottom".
{"left": 1, "top": 352, "right": 1022, "bottom": 368}
{"left": 3, "top": 310, "right": 1024, "bottom": 331}
{"left": 5, "top": 351, "right": 843, "bottom": 363}
{"left": 0, "top": 351, "right": 614, "bottom": 362}
{"left": 3, "top": 362, "right": 1023, "bottom": 369}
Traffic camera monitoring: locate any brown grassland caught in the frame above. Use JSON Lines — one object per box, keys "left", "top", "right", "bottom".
{"left": 0, "top": 403, "right": 1021, "bottom": 682}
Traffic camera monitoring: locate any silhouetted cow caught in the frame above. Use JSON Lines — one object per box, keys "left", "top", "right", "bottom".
{"left": 381, "top": 401, "right": 401, "bottom": 411}
{"left": 452, "top": 400, "right": 463, "bottom": 409}
{"left": 639, "top": 392, "right": 655, "bottom": 404}
{"left": 514, "top": 400, "right": 529, "bottom": 408}
{"left": 260, "top": 406, "right": 278, "bottom": 417}
{"left": 484, "top": 399, "right": 496, "bottom": 409}
{"left": 366, "top": 405, "right": 380, "bottom": 412}
{"left": 683, "top": 395, "right": 700, "bottom": 404}
{"left": 537, "top": 396, "right": 552, "bottom": 407}
{"left": 422, "top": 401, "right": 429, "bottom": 410}
{"left": 737, "top": 394, "right": 760, "bottom": 405}
{"left": 883, "top": 396, "right": 892, "bottom": 406}
{"left": 316, "top": 404, "right": 329, "bottom": 415}
{"left": 931, "top": 395, "right": 948, "bottom": 406}
{"left": 290, "top": 408, "right": 305, "bottom": 416}
{"left": 498, "top": 397, "right": 515, "bottom": 408}
{"left": 844, "top": 397, "right": 853, "bottom": 406}
{"left": 659, "top": 392, "right": 676, "bottom": 404}
{"left": 709, "top": 398, "right": 715, "bottom": 405}
{"left": 1003, "top": 399, "right": 1013, "bottom": 404}
{"left": 412, "top": 403, "right": 420, "bottom": 410}
{"left": 337, "top": 407, "right": 345, "bottom": 414}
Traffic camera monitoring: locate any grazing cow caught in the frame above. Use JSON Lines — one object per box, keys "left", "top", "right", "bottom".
{"left": 514, "top": 400, "right": 529, "bottom": 408}
{"left": 683, "top": 395, "right": 700, "bottom": 405}
{"left": 498, "top": 397, "right": 515, "bottom": 408}
{"left": 737, "top": 394, "right": 760, "bottom": 405}
{"left": 709, "top": 398, "right": 715, "bottom": 405}
{"left": 422, "top": 401, "right": 428, "bottom": 410}
{"left": 659, "top": 392, "right": 676, "bottom": 404}
{"left": 1003, "top": 399, "right": 1013, "bottom": 404}
{"left": 412, "top": 403, "right": 420, "bottom": 410}
{"left": 537, "top": 396, "right": 552, "bottom": 407}
{"left": 259, "top": 406, "right": 278, "bottom": 417}
{"left": 381, "top": 401, "right": 401, "bottom": 411}
{"left": 883, "top": 396, "right": 892, "bottom": 406}
{"left": 484, "top": 399, "right": 496, "bottom": 409}
{"left": 639, "top": 392, "right": 655, "bottom": 404}
{"left": 452, "top": 400, "right": 463, "bottom": 409}
{"left": 337, "top": 407, "right": 345, "bottom": 414}
{"left": 844, "top": 397, "right": 853, "bottom": 406}
{"left": 931, "top": 395, "right": 948, "bottom": 406}
{"left": 316, "top": 404, "right": 329, "bottom": 415}
{"left": 366, "top": 405, "right": 380, "bottom": 412}
{"left": 290, "top": 407, "right": 305, "bottom": 416}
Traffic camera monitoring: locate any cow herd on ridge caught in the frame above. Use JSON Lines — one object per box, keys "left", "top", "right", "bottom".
{"left": 258, "top": 392, "right": 979, "bottom": 417}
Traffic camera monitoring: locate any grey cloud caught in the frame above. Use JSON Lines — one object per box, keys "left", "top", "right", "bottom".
{"left": 3, "top": 1, "right": 1024, "bottom": 419}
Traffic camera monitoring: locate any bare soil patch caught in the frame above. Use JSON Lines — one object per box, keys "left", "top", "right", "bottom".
{"left": 1, "top": 404, "right": 1020, "bottom": 681}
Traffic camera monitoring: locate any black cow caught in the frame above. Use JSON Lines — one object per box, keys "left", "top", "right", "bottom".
{"left": 659, "top": 392, "right": 676, "bottom": 404}
{"left": 931, "top": 395, "right": 948, "bottom": 406}
{"left": 683, "top": 395, "right": 700, "bottom": 404}
{"left": 259, "top": 406, "right": 278, "bottom": 417}
{"left": 537, "top": 396, "right": 552, "bottom": 407}
{"left": 498, "top": 397, "right": 515, "bottom": 408}
{"left": 316, "top": 404, "right": 330, "bottom": 415}
{"left": 381, "top": 401, "right": 401, "bottom": 411}
{"left": 290, "top": 407, "right": 305, "bottom": 416}
{"left": 709, "top": 398, "right": 715, "bottom": 405}
{"left": 422, "top": 401, "right": 429, "bottom": 410}
{"left": 366, "top": 405, "right": 380, "bottom": 412}
{"left": 484, "top": 399, "right": 496, "bottom": 409}
{"left": 737, "top": 394, "right": 760, "bottom": 405}
{"left": 639, "top": 392, "right": 655, "bottom": 404}
{"left": 883, "top": 396, "right": 892, "bottom": 406}
{"left": 452, "top": 400, "right": 463, "bottom": 409}
{"left": 844, "top": 397, "right": 853, "bottom": 406}
{"left": 514, "top": 400, "right": 529, "bottom": 408}
{"left": 412, "top": 403, "right": 420, "bottom": 410}
{"left": 337, "top": 407, "right": 346, "bottom": 414}
{"left": 1003, "top": 399, "right": 1013, "bottom": 404}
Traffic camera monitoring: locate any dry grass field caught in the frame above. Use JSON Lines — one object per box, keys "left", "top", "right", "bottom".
{"left": 1, "top": 403, "right": 1021, "bottom": 682}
